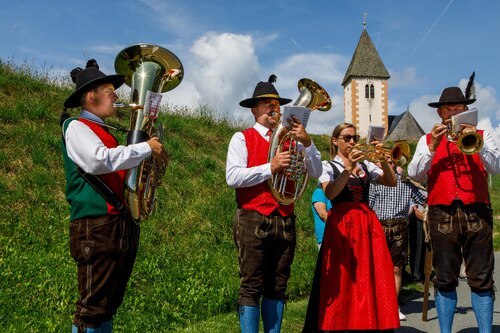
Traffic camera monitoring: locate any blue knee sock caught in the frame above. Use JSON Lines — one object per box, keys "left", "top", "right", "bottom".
{"left": 99, "top": 320, "right": 112, "bottom": 333}
{"left": 71, "top": 326, "right": 100, "bottom": 333}
{"left": 239, "top": 305, "right": 260, "bottom": 333}
{"left": 471, "top": 290, "right": 493, "bottom": 333}
{"left": 434, "top": 289, "right": 457, "bottom": 333}
{"left": 71, "top": 320, "right": 112, "bottom": 333}
{"left": 261, "top": 298, "right": 284, "bottom": 333}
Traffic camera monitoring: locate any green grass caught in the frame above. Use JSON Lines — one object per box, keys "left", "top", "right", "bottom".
{"left": 0, "top": 59, "right": 498, "bottom": 332}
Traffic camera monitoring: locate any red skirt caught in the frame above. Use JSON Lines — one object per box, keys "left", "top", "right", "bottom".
{"left": 318, "top": 202, "right": 400, "bottom": 331}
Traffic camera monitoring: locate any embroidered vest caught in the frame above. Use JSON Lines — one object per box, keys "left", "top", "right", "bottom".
{"left": 235, "top": 128, "right": 294, "bottom": 216}
{"left": 426, "top": 131, "right": 489, "bottom": 205}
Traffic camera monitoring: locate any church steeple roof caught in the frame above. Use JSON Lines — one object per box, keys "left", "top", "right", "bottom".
{"left": 342, "top": 29, "right": 390, "bottom": 86}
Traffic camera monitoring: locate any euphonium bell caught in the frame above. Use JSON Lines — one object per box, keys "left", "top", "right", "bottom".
{"left": 114, "top": 43, "right": 183, "bottom": 222}
{"left": 268, "top": 78, "right": 331, "bottom": 205}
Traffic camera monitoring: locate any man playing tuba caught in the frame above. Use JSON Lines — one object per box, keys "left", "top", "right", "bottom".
{"left": 61, "top": 60, "right": 167, "bottom": 333}
{"left": 226, "top": 75, "right": 322, "bottom": 333}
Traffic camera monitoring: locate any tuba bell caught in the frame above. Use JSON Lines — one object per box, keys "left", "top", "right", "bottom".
{"left": 114, "top": 43, "right": 183, "bottom": 222}
{"left": 268, "top": 78, "right": 331, "bottom": 205}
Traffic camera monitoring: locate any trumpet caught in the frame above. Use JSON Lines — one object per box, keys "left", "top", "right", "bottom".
{"left": 444, "top": 122, "right": 483, "bottom": 155}
{"left": 353, "top": 141, "right": 411, "bottom": 166}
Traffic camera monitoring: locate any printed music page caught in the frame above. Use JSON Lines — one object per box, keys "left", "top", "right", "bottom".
{"left": 143, "top": 91, "right": 163, "bottom": 118}
{"left": 282, "top": 106, "right": 311, "bottom": 128}
{"left": 452, "top": 108, "right": 478, "bottom": 132}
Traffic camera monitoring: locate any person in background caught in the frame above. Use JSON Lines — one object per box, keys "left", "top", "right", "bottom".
{"left": 369, "top": 158, "right": 426, "bottom": 321}
{"left": 303, "top": 123, "right": 399, "bottom": 332}
{"left": 408, "top": 86, "right": 499, "bottom": 333}
{"left": 226, "top": 75, "right": 322, "bottom": 333}
{"left": 62, "top": 60, "right": 167, "bottom": 333}
{"left": 407, "top": 182, "right": 428, "bottom": 283}
{"left": 311, "top": 186, "right": 332, "bottom": 249}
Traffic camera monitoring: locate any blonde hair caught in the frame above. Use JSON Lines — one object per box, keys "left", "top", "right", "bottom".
{"left": 329, "top": 123, "right": 356, "bottom": 159}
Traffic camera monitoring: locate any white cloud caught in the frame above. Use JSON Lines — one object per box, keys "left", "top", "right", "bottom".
{"left": 408, "top": 94, "right": 442, "bottom": 133}
{"left": 478, "top": 118, "right": 500, "bottom": 147}
{"left": 458, "top": 79, "right": 500, "bottom": 123}
{"left": 388, "top": 67, "right": 419, "bottom": 89}
{"left": 270, "top": 52, "right": 348, "bottom": 134}
{"left": 164, "top": 32, "right": 260, "bottom": 123}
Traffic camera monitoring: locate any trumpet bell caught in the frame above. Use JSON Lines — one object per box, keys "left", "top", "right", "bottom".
{"left": 457, "top": 131, "right": 484, "bottom": 154}
{"left": 353, "top": 141, "right": 411, "bottom": 166}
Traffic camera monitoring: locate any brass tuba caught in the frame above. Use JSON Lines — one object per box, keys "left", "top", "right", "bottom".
{"left": 114, "top": 44, "right": 183, "bottom": 222}
{"left": 268, "top": 78, "right": 331, "bottom": 205}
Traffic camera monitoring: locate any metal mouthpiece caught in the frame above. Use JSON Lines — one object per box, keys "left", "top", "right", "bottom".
{"left": 270, "top": 111, "right": 281, "bottom": 122}
{"left": 113, "top": 102, "right": 144, "bottom": 110}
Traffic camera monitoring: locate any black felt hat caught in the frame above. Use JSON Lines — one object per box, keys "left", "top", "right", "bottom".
{"left": 64, "top": 60, "right": 125, "bottom": 108}
{"left": 239, "top": 75, "right": 292, "bottom": 108}
{"left": 428, "top": 86, "right": 476, "bottom": 108}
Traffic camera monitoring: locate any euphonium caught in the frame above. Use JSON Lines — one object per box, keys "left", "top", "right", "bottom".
{"left": 353, "top": 141, "right": 411, "bottom": 166}
{"left": 114, "top": 44, "right": 183, "bottom": 222}
{"left": 268, "top": 78, "right": 331, "bottom": 205}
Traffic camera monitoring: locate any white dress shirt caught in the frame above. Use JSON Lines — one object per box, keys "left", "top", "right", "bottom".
{"left": 64, "top": 110, "right": 152, "bottom": 175}
{"left": 318, "top": 156, "right": 383, "bottom": 185}
{"left": 408, "top": 130, "right": 500, "bottom": 182}
{"left": 226, "top": 122, "right": 322, "bottom": 189}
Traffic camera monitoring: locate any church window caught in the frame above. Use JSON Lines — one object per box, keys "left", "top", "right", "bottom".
{"left": 365, "top": 84, "right": 375, "bottom": 99}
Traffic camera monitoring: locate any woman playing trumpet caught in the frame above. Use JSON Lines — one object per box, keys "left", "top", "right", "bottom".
{"left": 303, "top": 123, "right": 400, "bottom": 332}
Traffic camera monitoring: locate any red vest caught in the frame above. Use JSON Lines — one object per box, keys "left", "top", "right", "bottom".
{"left": 235, "top": 128, "right": 294, "bottom": 216}
{"left": 426, "top": 131, "right": 489, "bottom": 205}
{"left": 79, "top": 118, "right": 127, "bottom": 215}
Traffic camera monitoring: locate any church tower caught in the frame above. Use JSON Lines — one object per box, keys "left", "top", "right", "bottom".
{"left": 342, "top": 20, "right": 390, "bottom": 138}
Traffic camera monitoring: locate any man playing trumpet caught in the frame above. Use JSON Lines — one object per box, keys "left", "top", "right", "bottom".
{"left": 226, "top": 75, "right": 322, "bottom": 333}
{"left": 408, "top": 86, "right": 499, "bottom": 333}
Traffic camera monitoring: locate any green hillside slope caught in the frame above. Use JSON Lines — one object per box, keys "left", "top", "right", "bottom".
{"left": 0, "top": 61, "right": 330, "bottom": 332}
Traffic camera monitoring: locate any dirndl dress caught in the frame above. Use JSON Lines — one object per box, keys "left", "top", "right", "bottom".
{"left": 303, "top": 162, "right": 399, "bottom": 332}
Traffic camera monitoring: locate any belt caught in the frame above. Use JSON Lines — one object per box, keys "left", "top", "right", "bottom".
{"left": 381, "top": 218, "right": 408, "bottom": 226}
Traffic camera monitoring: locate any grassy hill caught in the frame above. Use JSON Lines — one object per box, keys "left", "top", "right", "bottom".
{"left": 0, "top": 60, "right": 498, "bottom": 332}
{"left": 0, "top": 61, "right": 331, "bottom": 332}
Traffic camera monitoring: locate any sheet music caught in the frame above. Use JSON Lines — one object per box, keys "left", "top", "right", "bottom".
{"left": 143, "top": 91, "right": 163, "bottom": 118}
{"left": 367, "top": 125, "right": 385, "bottom": 143}
{"left": 451, "top": 108, "right": 478, "bottom": 132}
{"left": 282, "top": 106, "right": 311, "bottom": 128}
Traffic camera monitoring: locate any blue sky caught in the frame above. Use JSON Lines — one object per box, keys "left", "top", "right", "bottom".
{"left": 1, "top": 0, "right": 499, "bottom": 139}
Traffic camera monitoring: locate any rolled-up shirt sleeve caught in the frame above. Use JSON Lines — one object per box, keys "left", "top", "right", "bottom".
{"left": 226, "top": 132, "right": 272, "bottom": 189}
{"left": 65, "top": 120, "right": 152, "bottom": 175}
